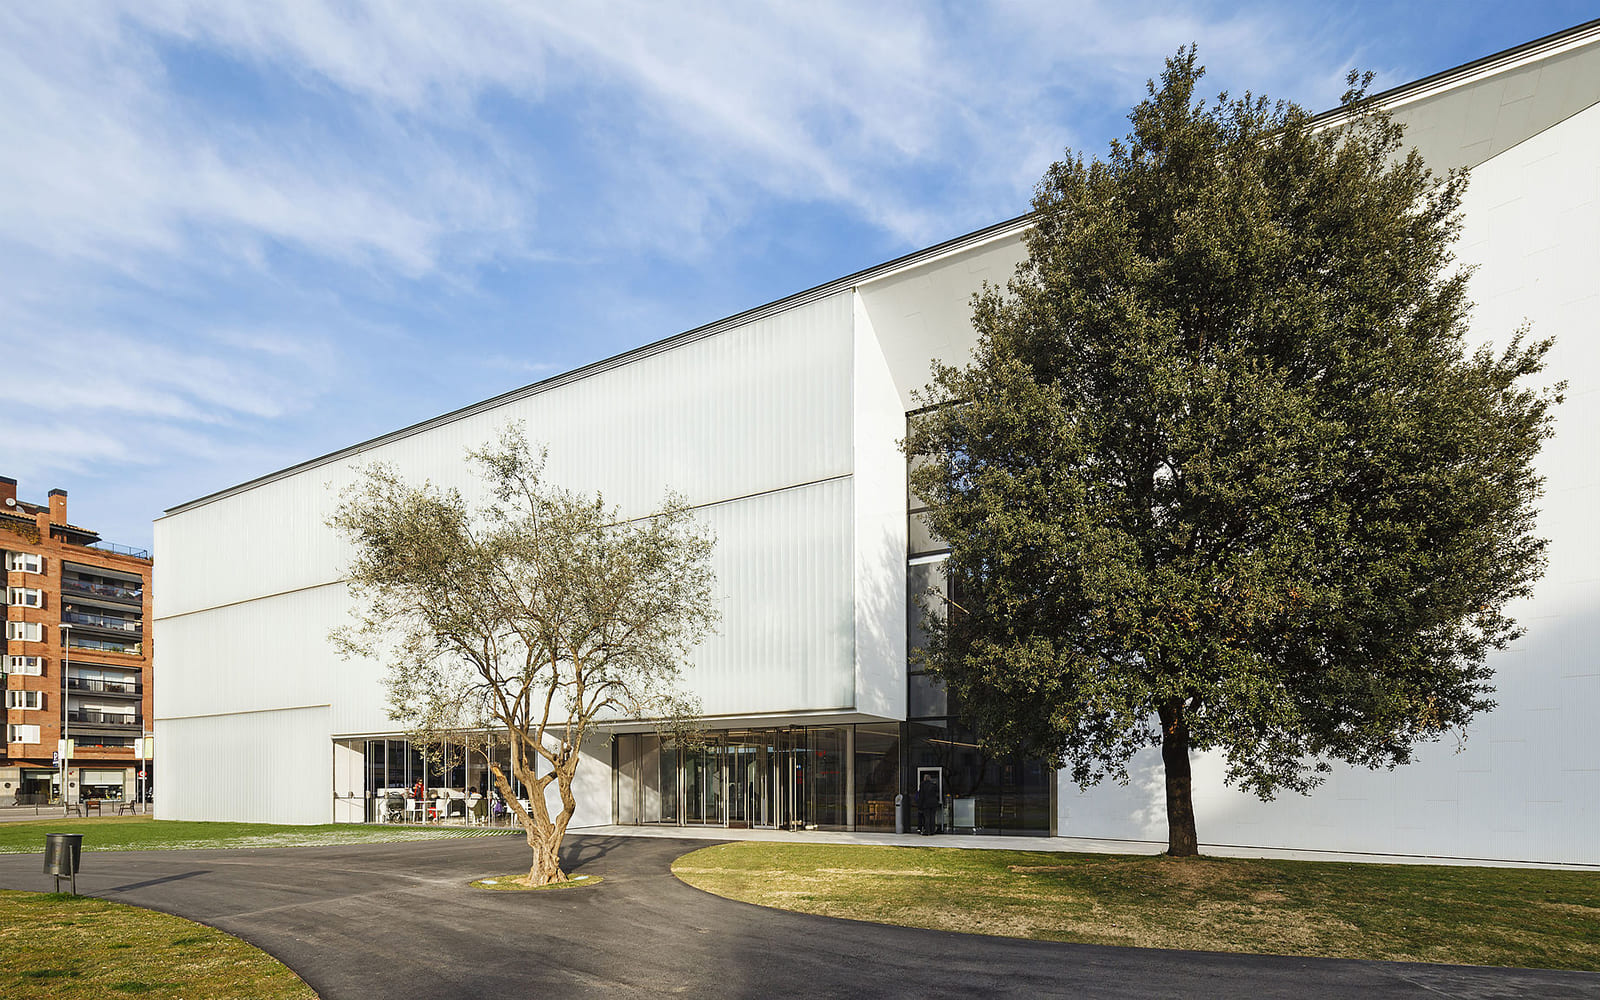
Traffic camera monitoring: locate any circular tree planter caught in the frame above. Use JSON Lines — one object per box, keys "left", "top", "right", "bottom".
{"left": 469, "top": 874, "right": 604, "bottom": 892}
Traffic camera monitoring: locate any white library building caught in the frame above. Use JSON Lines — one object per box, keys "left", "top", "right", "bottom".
{"left": 155, "top": 22, "right": 1600, "bottom": 865}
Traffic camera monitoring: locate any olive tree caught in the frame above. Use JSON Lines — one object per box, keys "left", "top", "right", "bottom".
{"left": 331, "top": 424, "right": 717, "bottom": 883}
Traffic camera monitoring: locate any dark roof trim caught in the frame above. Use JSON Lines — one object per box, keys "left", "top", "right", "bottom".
{"left": 1309, "top": 17, "right": 1600, "bottom": 128}
{"left": 162, "top": 212, "right": 1033, "bottom": 517}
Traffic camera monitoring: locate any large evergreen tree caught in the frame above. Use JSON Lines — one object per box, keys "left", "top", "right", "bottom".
{"left": 903, "top": 50, "right": 1561, "bottom": 856}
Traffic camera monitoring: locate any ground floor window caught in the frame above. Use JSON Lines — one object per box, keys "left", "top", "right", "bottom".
{"left": 80, "top": 769, "right": 127, "bottom": 801}
{"left": 337, "top": 735, "right": 534, "bottom": 825}
{"left": 907, "top": 721, "right": 1053, "bottom": 836}
{"left": 331, "top": 723, "right": 1053, "bottom": 836}
{"left": 615, "top": 726, "right": 858, "bottom": 831}
{"left": 613, "top": 721, "right": 1050, "bottom": 835}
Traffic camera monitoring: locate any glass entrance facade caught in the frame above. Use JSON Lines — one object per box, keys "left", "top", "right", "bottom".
{"left": 616, "top": 726, "right": 857, "bottom": 830}
{"left": 614, "top": 722, "right": 1053, "bottom": 835}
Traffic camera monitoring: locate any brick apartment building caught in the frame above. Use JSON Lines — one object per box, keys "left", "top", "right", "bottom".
{"left": 1, "top": 476, "right": 153, "bottom": 807}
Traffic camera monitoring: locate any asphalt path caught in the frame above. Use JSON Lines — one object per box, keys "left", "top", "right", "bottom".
{"left": 1, "top": 833, "right": 1594, "bottom": 999}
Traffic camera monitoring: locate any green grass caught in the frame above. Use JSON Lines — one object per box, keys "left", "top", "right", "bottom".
{"left": 0, "top": 815, "right": 516, "bottom": 854}
{"left": 0, "top": 890, "right": 317, "bottom": 999}
{"left": 673, "top": 843, "right": 1600, "bottom": 971}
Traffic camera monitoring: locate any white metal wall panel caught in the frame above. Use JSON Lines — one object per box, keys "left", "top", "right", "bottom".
{"left": 159, "top": 474, "right": 856, "bottom": 739}
{"left": 567, "top": 733, "right": 612, "bottom": 829}
{"left": 154, "top": 290, "right": 854, "bottom": 621}
{"left": 1057, "top": 96, "right": 1600, "bottom": 866}
{"left": 155, "top": 584, "right": 385, "bottom": 733}
{"left": 157, "top": 706, "right": 331, "bottom": 825}
{"left": 687, "top": 477, "right": 855, "bottom": 717}
{"left": 1385, "top": 37, "right": 1600, "bottom": 174}
{"left": 855, "top": 233, "right": 1028, "bottom": 410}
{"left": 851, "top": 293, "right": 908, "bottom": 720}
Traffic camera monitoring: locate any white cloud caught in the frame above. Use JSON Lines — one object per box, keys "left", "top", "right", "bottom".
{"left": 0, "top": 0, "right": 1381, "bottom": 546}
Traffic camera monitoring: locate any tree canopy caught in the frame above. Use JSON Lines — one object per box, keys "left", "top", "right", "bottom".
{"left": 903, "top": 50, "right": 1561, "bottom": 855}
{"left": 331, "top": 424, "right": 718, "bottom": 883}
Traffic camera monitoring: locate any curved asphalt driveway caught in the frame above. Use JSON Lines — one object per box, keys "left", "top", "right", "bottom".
{"left": 1, "top": 833, "right": 1594, "bottom": 999}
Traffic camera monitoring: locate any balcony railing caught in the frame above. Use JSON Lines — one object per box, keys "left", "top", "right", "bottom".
{"left": 67, "top": 677, "right": 143, "bottom": 696}
{"left": 66, "top": 636, "right": 142, "bottom": 656}
{"left": 61, "top": 578, "right": 143, "bottom": 604}
{"left": 61, "top": 611, "right": 142, "bottom": 633}
{"left": 67, "top": 709, "right": 142, "bottom": 727}
{"left": 87, "top": 541, "right": 151, "bottom": 559}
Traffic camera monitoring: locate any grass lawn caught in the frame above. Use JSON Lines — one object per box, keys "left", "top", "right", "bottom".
{"left": 673, "top": 843, "right": 1600, "bottom": 971}
{"left": 0, "top": 890, "right": 316, "bottom": 999}
{"left": 0, "top": 815, "right": 515, "bottom": 854}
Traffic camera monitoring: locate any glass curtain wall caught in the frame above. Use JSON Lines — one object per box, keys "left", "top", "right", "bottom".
{"left": 853, "top": 724, "right": 900, "bottom": 831}
{"left": 353, "top": 736, "right": 532, "bottom": 823}
{"left": 906, "top": 721, "right": 1052, "bottom": 836}
{"left": 617, "top": 727, "right": 856, "bottom": 831}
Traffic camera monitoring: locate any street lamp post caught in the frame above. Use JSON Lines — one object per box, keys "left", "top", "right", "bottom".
{"left": 59, "top": 623, "right": 69, "bottom": 817}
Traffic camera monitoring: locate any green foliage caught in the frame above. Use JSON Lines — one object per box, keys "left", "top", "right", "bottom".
{"left": 330, "top": 423, "right": 718, "bottom": 881}
{"left": 904, "top": 50, "right": 1561, "bottom": 809}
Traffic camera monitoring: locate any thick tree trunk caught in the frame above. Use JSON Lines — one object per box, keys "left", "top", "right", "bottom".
{"left": 1158, "top": 700, "right": 1199, "bottom": 857}
{"left": 528, "top": 827, "right": 566, "bottom": 886}
{"left": 493, "top": 758, "right": 569, "bottom": 885}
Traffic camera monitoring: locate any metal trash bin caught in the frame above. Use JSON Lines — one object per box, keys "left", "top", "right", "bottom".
{"left": 44, "top": 833, "right": 83, "bottom": 894}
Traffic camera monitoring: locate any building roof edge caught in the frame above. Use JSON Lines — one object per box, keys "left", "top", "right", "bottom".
{"left": 1309, "top": 17, "right": 1600, "bottom": 127}
{"left": 160, "top": 213, "right": 1033, "bottom": 519}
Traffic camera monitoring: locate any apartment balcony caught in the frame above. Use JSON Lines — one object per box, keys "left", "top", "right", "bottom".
{"left": 67, "top": 677, "right": 143, "bottom": 698}
{"left": 60, "top": 610, "right": 143, "bottom": 634}
{"left": 67, "top": 709, "right": 142, "bottom": 728}
{"left": 65, "top": 636, "right": 142, "bottom": 656}
{"left": 60, "top": 577, "right": 143, "bottom": 607}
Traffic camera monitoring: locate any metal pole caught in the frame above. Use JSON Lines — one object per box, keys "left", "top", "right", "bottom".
{"left": 60, "top": 623, "right": 69, "bottom": 817}
{"left": 140, "top": 731, "right": 148, "bottom": 814}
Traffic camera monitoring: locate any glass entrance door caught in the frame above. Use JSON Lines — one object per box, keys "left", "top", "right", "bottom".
{"left": 723, "top": 731, "right": 774, "bottom": 829}
{"left": 683, "top": 745, "right": 722, "bottom": 825}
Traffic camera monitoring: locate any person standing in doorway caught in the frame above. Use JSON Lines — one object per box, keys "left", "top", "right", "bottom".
{"left": 916, "top": 773, "right": 940, "bottom": 836}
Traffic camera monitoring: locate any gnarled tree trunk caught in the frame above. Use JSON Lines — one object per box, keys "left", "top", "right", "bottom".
{"left": 494, "top": 758, "right": 570, "bottom": 886}
{"left": 1158, "top": 699, "right": 1199, "bottom": 857}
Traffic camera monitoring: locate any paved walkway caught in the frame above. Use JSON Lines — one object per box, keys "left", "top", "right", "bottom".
{"left": 0, "top": 803, "right": 151, "bottom": 823}
{"left": 0, "top": 834, "right": 1594, "bottom": 999}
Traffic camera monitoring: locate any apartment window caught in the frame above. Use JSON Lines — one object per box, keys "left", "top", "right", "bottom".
{"left": 5, "top": 622, "right": 43, "bottom": 642}
{"left": 76, "top": 735, "right": 135, "bottom": 749}
{"left": 5, "top": 656, "right": 44, "bottom": 675}
{"left": 5, "top": 690, "right": 42, "bottom": 710}
{"left": 7, "top": 588, "right": 43, "bottom": 608}
{"left": 6, "top": 724, "right": 40, "bottom": 745}
{"left": 4, "top": 553, "right": 43, "bottom": 574}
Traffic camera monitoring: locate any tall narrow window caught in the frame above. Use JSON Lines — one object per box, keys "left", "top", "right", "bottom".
{"left": 5, "top": 690, "right": 42, "bottom": 710}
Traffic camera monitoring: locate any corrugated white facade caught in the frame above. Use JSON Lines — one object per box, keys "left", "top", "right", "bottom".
{"left": 156, "top": 285, "right": 906, "bottom": 823}
{"left": 157, "top": 23, "right": 1600, "bottom": 862}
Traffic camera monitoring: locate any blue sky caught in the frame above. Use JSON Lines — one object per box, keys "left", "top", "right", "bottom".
{"left": 2, "top": 2, "right": 1594, "bottom": 551}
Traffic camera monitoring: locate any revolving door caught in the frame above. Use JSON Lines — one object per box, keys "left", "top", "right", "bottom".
{"left": 616, "top": 727, "right": 848, "bottom": 830}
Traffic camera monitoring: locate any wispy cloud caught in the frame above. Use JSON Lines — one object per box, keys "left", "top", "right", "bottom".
{"left": 1, "top": 0, "right": 1549, "bottom": 548}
